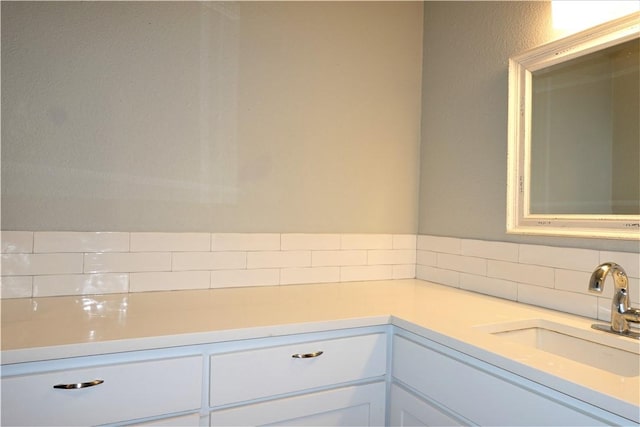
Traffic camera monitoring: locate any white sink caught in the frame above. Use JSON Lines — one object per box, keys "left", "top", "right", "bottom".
{"left": 476, "top": 319, "right": 640, "bottom": 377}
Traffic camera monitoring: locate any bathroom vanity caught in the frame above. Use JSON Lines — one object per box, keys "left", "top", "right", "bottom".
{"left": 1, "top": 279, "right": 638, "bottom": 426}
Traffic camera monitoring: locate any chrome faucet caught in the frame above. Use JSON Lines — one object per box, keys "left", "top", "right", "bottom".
{"left": 588, "top": 262, "right": 640, "bottom": 339}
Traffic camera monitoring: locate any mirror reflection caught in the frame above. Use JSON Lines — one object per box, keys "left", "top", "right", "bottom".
{"left": 530, "top": 38, "right": 639, "bottom": 215}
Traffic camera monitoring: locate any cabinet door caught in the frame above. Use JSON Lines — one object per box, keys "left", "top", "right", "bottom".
{"left": 389, "top": 384, "right": 469, "bottom": 427}
{"left": 128, "top": 412, "right": 202, "bottom": 426}
{"left": 393, "top": 334, "right": 628, "bottom": 426}
{"left": 209, "top": 382, "right": 386, "bottom": 426}
{"left": 1, "top": 355, "right": 203, "bottom": 426}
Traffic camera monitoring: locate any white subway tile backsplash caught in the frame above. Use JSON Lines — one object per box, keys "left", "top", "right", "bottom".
{"left": 2, "top": 253, "right": 83, "bottom": 276}
{"left": 393, "top": 234, "right": 417, "bottom": 249}
{"left": 172, "top": 252, "right": 246, "bottom": 271}
{"left": 460, "top": 273, "right": 518, "bottom": 301}
{"left": 554, "top": 269, "right": 592, "bottom": 295}
{"left": 417, "top": 235, "right": 460, "bottom": 254}
{"left": 340, "top": 265, "right": 393, "bottom": 282}
{"left": 211, "top": 269, "right": 280, "bottom": 288}
{"left": 281, "top": 234, "right": 341, "bottom": 250}
{"left": 517, "top": 283, "right": 598, "bottom": 318}
{"left": 84, "top": 252, "right": 171, "bottom": 273}
{"left": 34, "top": 232, "right": 129, "bottom": 253}
{"left": 312, "top": 250, "right": 367, "bottom": 267}
{"left": 2, "top": 232, "right": 413, "bottom": 296}
{"left": 130, "top": 271, "right": 210, "bottom": 292}
{"left": 1, "top": 276, "right": 33, "bottom": 298}
{"left": 416, "top": 265, "right": 459, "bottom": 288}
{"left": 417, "top": 237, "right": 638, "bottom": 320}
{"left": 2, "top": 229, "right": 635, "bottom": 324}
{"left": 596, "top": 297, "right": 612, "bottom": 322}
{"left": 519, "top": 244, "right": 599, "bottom": 272}
{"left": 461, "top": 239, "right": 518, "bottom": 262}
{"left": 600, "top": 251, "right": 640, "bottom": 278}
{"left": 416, "top": 250, "right": 437, "bottom": 267}
{"left": 131, "top": 233, "right": 209, "bottom": 252}
{"left": 368, "top": 249, "right": 416, "bottom": 266}
{"left": 392, "top": 264, "right": 416, "bottom": 279}
{"left": 341, "top": 234, "right": 393, "bottom": 250}
{"left": 437, "top": 253, "right": 486, "bottom": 276}
{"left": 33, "top": 273, "right": 129, "bottom": 297}
{"left": 595, "top": 298, "right": 640, "bottom": 328}
{"left": 212, "top": 233, "right": 280, "bottom": 251}
{"left": 247, "top": 251, "right": 311, "bottom": 269}
{"left": 1, "top": 231, "right": 33, "bottom": 253}
{"left": 487, "top": 260, "right": 554, "bottom": 288}
{"left": 630, "top": 277, "right": 640, "bottom": 305}
{"left": 280, "top": 267, "right": 340, "bottom": 285}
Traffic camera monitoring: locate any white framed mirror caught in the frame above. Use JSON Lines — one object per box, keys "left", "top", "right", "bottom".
{"left": 507, "top": 12, "right": 640, "bottom": 240}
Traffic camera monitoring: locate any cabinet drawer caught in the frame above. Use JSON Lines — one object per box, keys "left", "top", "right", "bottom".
{"left": 393, "top": 335, "right": 615, "bottom": 426}
{"left": 210, "top": 333, "right": 386, "bottom": 406}
{"left": 1, "top": 355, "right": 203, "bottom": 426}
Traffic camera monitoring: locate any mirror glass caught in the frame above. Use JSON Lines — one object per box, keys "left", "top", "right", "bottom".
{"left": 507, "top": 12, "right": 640, "bottom": 239}
{"left": 530, "top": 38, "right": 639, "bottom": 215}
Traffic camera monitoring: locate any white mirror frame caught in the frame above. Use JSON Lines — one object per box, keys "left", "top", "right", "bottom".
{"left": 507, "top": 12, "right": 640, "bottom": 240}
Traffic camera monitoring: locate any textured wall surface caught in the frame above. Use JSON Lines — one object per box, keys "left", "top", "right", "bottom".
{"left": 1, "top": 2, "right": 423, "bottom": 233}
{"left": 2, "top": 1, "right": 637, "bottom": 254}
{"left": 418, "top": 1, "right": 638, "bottom": 252}
{"left": 418, "top": 1, "right": 552, "bottom": 241}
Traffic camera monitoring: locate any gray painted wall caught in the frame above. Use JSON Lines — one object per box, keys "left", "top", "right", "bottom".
{"left": 1, "top": 1, "right": 422, "bottom": 233}
{"left": 2, "top": 1, "right": 638, "bottom": 253}
{"left": 418, "top": 1, "right": 638, "bottom": 252}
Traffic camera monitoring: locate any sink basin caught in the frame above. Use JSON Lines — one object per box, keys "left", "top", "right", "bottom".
{"left": 476, "top": 319, "right": 640, "bottom": 377}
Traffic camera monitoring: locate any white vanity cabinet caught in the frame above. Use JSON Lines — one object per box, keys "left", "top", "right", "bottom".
{"left": 208, "top": 331, "right": 388, "bottom": 426}
{"left": 2, "top": 323, "right": 636, "bottom": 427}
{"left": 390, "top": 331, "right": 633, "bottom": 426}
{"left": 1, "top": 327, "right": 388, "bottom": 427}
{"left": 1, "top": 352, "right": 203, "bottom": 426}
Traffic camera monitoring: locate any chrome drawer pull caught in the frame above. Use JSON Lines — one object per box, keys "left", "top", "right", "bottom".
{"left": 53, "top": 379, "right": 104, "bottom": 390}
{"left": 292, "top": 351, "right": 324, "bottom": 359}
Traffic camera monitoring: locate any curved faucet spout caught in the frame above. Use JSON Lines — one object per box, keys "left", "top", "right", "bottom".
{"left": 589, "top": 263, "right": 612, "bottom": 293}
{"left": 588, "top": 262, "right": 639, "bottom": 336}
{"left": 589, "top": 262, "right": 627, "bottom": 293}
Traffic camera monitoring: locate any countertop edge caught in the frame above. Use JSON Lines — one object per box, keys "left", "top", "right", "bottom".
{"left": 1, "top": 315, "right": 393, "bottom": 365}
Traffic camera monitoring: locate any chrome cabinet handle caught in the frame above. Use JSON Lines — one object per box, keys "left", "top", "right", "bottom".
{"left": 292, "top": 351, "right": 324, "bottom": 359}
{"left": 53, "top": 379, "right": 104, "bottom": 389}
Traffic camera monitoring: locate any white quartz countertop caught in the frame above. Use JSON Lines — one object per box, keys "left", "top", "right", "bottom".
{"left": 2, "top": 279, "right": 639, "bottom": 422}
